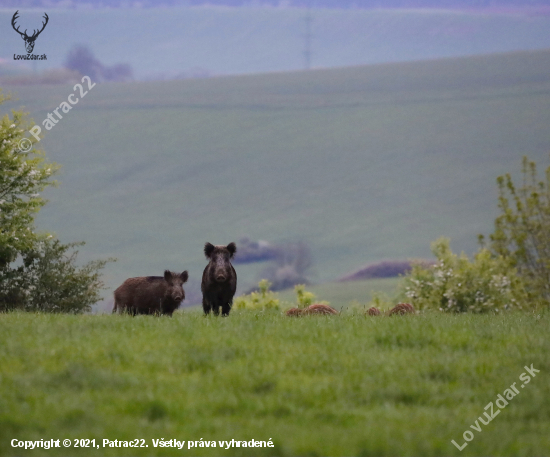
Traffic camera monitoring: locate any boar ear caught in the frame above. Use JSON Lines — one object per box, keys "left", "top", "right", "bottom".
{"left": 227, "top": 242, "right": 237, "bottom": 258}
{"left": 164, "top": 270, "right": 173, "bottom": 283}
{"left": 204, "top": 242, "right": 215, "bottom": 259}
{"left": 180, "top": 271, "right": 189, "bottom": 283}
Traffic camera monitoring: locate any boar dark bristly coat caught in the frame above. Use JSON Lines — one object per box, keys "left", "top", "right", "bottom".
{"left": 113, "top": 270, "right": 188, "bottom": 316}
{"left": 201, "top": 242, "right": 237, "bottom": 316}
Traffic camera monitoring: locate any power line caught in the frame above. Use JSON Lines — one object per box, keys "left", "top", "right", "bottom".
{"left": 303, "top": 5, "right": 313, "bottom": 70}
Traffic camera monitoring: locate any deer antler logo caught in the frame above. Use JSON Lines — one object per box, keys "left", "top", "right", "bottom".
{"left": 11, "top": 10, "right": 49, "bottom": 54}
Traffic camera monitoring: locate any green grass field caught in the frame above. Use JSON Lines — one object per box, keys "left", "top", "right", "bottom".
{"left": 1, "top": 310, "right": 548, "bottom": 456}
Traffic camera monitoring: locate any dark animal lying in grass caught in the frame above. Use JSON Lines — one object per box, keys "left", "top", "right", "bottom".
{"left": 366, "top": 303, "right": 416, "bottom": 316}
{"left": 285, "top": 307, "right": 305, "bottom": 317}
{"left": 388, "top": 303, "right": 415, "bottom": 315}
{"left": 113, "top": 270, "right": 188, "bottom": 316}
{"left": 306, "top": 304, "right": 339, "bottom": 315}
{"left": 201, "top": 242, "right": 237, "bottom": 316}
{"left": 285, "top": 304, "right": 339, "bottom": 316}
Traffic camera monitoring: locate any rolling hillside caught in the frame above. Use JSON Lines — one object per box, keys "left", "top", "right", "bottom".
{"left": 2, "top": 7, "right": 550, "bottom": 79}
{"left": 3, "top": 49, "right": 550, "bottom": 306}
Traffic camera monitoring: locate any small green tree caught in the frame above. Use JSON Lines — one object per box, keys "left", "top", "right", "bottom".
{"left": 234, "top": 279, "right": 280, "bottom": 310}
{"left": 293, "top": 284, "right": 330, "bottom": 309}
{"left": 479, "top": 156, "right": 550, "bottom": 306}
{"left": 0, "top": 91, "right": 57, "bottom": 267}
{"left": 294, "top": 284, "right": 316, "bottom": 309}
{"left": 0, "top": 89, "right": 111, "bottom": 313}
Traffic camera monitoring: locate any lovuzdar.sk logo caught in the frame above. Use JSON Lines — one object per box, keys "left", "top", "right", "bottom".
{"left": 12, "top": 10, "right": 48, "bottom": 61}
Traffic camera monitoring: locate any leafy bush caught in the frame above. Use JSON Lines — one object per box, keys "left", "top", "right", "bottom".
{"left": 480, "top": 156, "right": 550, "bottom": 307}
{"left": 0, "top": 89, "right": 111, "bottom": 313}
{"left": 234, "top": 279, "right": 280, "bottom": 310}
{"left": 1, "top": 240, "right": 110, "bottom": 313}
{"left": 401, "top": 238, "right": 527, "bottom": 313}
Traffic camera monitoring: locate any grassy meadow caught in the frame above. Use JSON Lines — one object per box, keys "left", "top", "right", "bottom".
{"left": 3, "top": 49, "right": 550, "bottom": 302}
{"left": 0, "top": 310, "right": 548, "bottom": 456}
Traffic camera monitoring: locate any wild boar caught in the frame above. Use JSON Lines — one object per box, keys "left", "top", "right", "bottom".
{"left": 113, "top": 270, "right": 188, "bottom": 316}
{"left": 201, "top": 242, "right": 237, "bottom": 316}
{"left": 285, "top": 304, "right": 339, "bottom": 317}
{"left": 304, "top": 303, "right": 339, "bottom": 315}
{"left": 388, "top": 303, "right": 415, "bottom": 316}
{"left": 285, "top": 307, "right": 304, "bottom": 317}
{"left": 365, "top": 303, "right": 415, "bottom": 317}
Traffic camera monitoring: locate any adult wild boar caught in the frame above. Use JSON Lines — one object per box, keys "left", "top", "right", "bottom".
{"left": 113, "top": 270, "right": 188, "bottom": 316}
{"left": 201, "top": 242, "right": 237, "bottom": 316}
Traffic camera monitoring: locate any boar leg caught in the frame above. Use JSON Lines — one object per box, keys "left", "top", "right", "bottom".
{"left": 221, "top": 303, "right": 231, "bottom": 316}
{"left": 202, "top": 298, "right": 212, "bottom": 315}
{"left": 211, "top": 303, "right": 220, "bottom": 316}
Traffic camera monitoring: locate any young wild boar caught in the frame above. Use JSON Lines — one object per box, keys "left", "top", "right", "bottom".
{"left": 388, "top": 303, "right": 415, "bottom": 316}
{"left": 113, "top": 270, "right": 188, "bottom": 316}
{"left": 285, "top": 304, "right": 339, "bottom": 317}
{"left": 285, "top": 307, "right": 304, "bottom": 317}
{"left": 366, "top": 306, "right": 382, "bottom": 316}
{"left": 365, "top": 303, "right": 416, "bottom": 317}
{"left": 201, "top": 242, "right": 237, "bottom": 316}
{"left": 304, "top": 304, "right": 339, "bottom": 315}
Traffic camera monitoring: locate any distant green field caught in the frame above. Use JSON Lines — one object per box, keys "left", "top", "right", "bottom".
{"left": 277, "top": 277, "right": 402, "bottom": 310}
{"left": 2, "top": 7, "right": 550, "bottom": 78}
{"left": 3, "top": 49, "right": 550, "bottom": 303}
{"left": 0, "top": 311, "right": 548, "bottom": 456}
